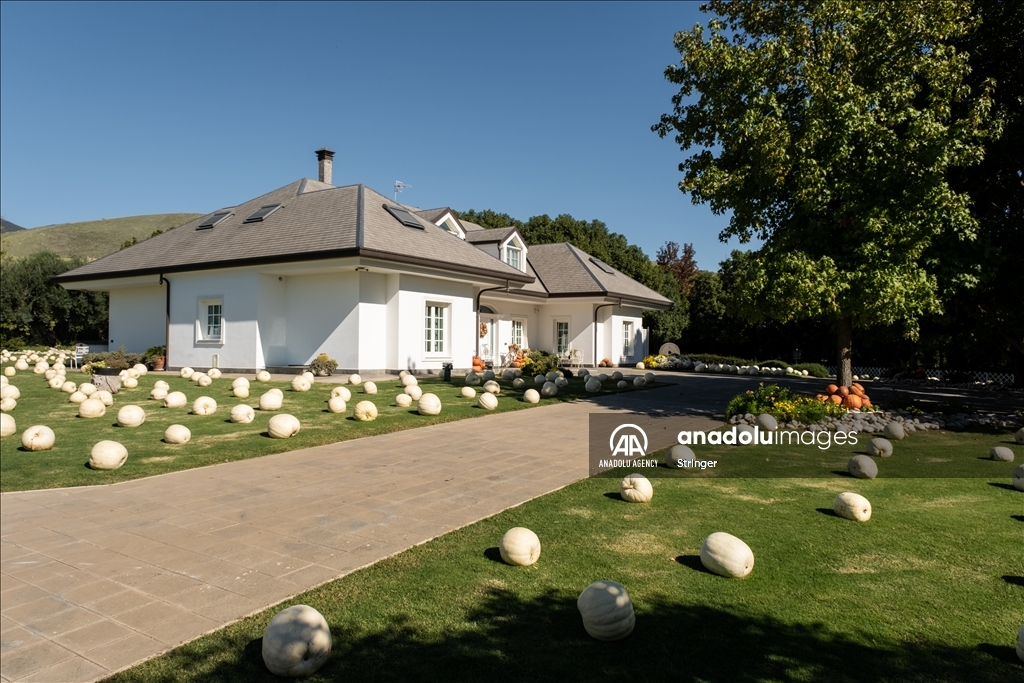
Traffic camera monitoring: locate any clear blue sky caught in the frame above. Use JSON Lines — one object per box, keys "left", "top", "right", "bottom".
{"left": 0, "top": 1, "right": 753, "bottom": 271}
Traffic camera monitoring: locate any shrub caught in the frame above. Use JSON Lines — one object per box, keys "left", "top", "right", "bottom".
{"left": 792, "top": 363, "right": 829, "bottom": 378}
{"left": 758, "top": 359, "right": 788, "bottom": 369}
{"left": 684, "top": 353, "right": 753, "bottom": 366}
{"left": 83, "top": 345, "right": 142, "bottom": 370}
{"left": 521, "top": 349, "right": 559, "bottom": 375}
{"left": 143, "top": 345, "right": 166, "bottom": 363}
{"left": 308, "top": 353, "right": 338, "bottom": 376}
{"left": 726, "top": 383, "right": 846, "bottom": 422}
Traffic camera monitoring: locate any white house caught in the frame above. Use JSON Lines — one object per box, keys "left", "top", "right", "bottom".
{"left": 55, "top": 149, "right": 673, "bottom": 374}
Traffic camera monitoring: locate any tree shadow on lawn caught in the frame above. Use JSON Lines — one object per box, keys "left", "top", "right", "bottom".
{"left": 987, "top": 482, "right": 1018, "bottom": 491}
{"left": 122, "top": 589, "right": 1021, "bottom": 683}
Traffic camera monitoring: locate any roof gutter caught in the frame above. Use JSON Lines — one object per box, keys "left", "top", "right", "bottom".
{"left": 159, "top": 274, "right": 170, "bottom": 366}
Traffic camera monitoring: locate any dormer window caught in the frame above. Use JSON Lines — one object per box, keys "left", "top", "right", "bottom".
{"left": 505, "top": 245, "right": 522, "bottom": 270}
{"left": 433, "top": 211, "right": 466, "bottom": 239}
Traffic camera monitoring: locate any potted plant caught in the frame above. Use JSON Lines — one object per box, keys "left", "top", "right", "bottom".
{"left": 144, "top": 345, "right": 166, "bottom": 371}
{"left": 308, "top": 353, "right": 338, "bottom": 377}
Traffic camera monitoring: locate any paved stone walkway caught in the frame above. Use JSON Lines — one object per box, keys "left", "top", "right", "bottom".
{"left": 1, "top": 380, "right": 718, "bottom": 682}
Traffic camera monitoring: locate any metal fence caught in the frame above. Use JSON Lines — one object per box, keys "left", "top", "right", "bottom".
{"left": 826, "top": 366, "right": 1015, "bottom": 384}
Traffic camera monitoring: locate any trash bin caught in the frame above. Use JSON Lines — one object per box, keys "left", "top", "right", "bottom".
{"left": 442, "top": 363, "right": 453, "bottom": 382}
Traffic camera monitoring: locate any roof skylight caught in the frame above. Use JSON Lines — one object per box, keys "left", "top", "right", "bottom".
{"left": 196, "top": 211, "right": 231, "bottom": 230}
{"left": 589, "top": 256, "right": 616, "bottom": 274}
{"left": 385, "top": 205, "right": 424, "bottom": 229}
{"left": 243, "top": 204, "right": 282, "bottom": 224}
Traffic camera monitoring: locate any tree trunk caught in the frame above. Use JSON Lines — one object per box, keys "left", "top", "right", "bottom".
{"left": 836, "top": 316, "right": 853, "bottom": 387}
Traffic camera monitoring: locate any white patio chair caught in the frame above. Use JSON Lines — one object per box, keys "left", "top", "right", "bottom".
{"left": 70, "top": 343, "right": 89, "bottom": 369}
{"left": 569, "top": 348, "right": 583, "bottom": 369}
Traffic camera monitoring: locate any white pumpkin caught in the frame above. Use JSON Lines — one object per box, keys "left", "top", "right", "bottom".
{"left": 163, "top": 391, "right": 188, "bottom": 409}
{"left": 0, "top": 398, "right": 15, "bottom": 412}
{"left": 164, "top": 424, "right": 191, "bottom": 444}
{"left": 482, "top": 380, "right": 500, "bottom": 395}
{"left": 394, "top": 394, "right": 412, "bottom": 408}
{"left": 401, "top": 374, "right": 418, "bottom": 387}
{"left": 61, "top": 380, "right": 77, "bottom": 393}
{"left": 465, "top": 372, "right": 481, "bottom": 386}
{"left": 534, "top": 374, "right": 546, "bottom": 385}
{"left": 990, "top": 446, "right": 1015, "bottom": 462}
{"left": 262, "top": 605, "right": 332, "bottom": 677}
{"left": 502, "top": 369, "right": 516, "bottom": 381}
{"left": 192, "top": 397, "right": 218, "bottom": 416}
{"left": 260, "top": 390, "right": 284, "bottom": 411}
{"left": 417, "top": 393, "right": 442, "bottom": 415}
{"left": 180, "top": 367, "right": 194, "bottom": 379}
{"left": 1, "top": 385, "right": 20, "bottom": 400}
{"left": 89, "top": 440, "right": 128, "bottom": 470}
{"left": 523, "top": 388, "right": 540, "bottom": 403}
{"left": 126, "top": 368, "right": 140, "bottom": 379}
{"left": 1016, "top": 428, "right": 1024, "bottom": 445}
{"left": 555, "top": 377, "right": 569, "bottom": 388}
{"left": 1014, "top": 465, "right": 1024, "bottom": 492}
{"left": 331, "top": 386, "right": 352, "bottom": 402}
{"left": 150, "top": 387, "right": 168, "bottom": 401}
{"left": 354, "top": 401, "right": 378, "bottom": 421}
{"left": 620, "top": 473, "right": 653, "bottom": 503}
{"left": 512, "top": 377, "right": 526, "bottom": 390}
{"left": 833, "top": 492, "right": 872, "bottom": 522}
{"left": 1017, "top": 624, "right": 1024, "bottom": 663}
{"left": 0, "top": 413, "right": 15, "bottom": 437}
{"left": 349, "top": 374, "right": 362, "bottom": 386}
{"left": 848, "top": 455, "right": 878, "bottom": 479}
{"left": 95, "top": 390, "right": 114, "bottom": 406}
{"left": 755, "top": 414, "right": 778, "bottom": 431}
{"left": 867, "top": 438, "right": 893, "bottom": 457}
{"left": 544, "top": 371, "right": 558, "bottom": 382}
{"left": 79, "top": 382, "right": 97, "bottom": 396}
{"left": 268, "top": 413, "right": 301, "bottom": 438}
{"left": 577, "top": 580, "right": 635, "bottom": 641}
{"left": 700, "top": 532, "right": 755, "bottom": 578}
{"left": 644, "top": 371, "right": 655, "bottom": 383}
{"left": 598, "top": 373, "right": 609, "bottom": 382}
{"left": 611, "top": 371, "right": 623, "bottom": 381}
{"left": 636, "top": 362, "right": 645, "bottom": 369}
{"left": 116, "top": 405, "right": 146, "bottom": 427}
{"left": 291, "top": 377, "right": 311, "bottom": 392}
{"left": 69, "top": 391, "right": 88, "bottom": 404}
{"left": 123, "top": 377, "right": 139, "bottom": 389}
{"left": 233, "top": 386, "right": 250, "bottom": 399}
{"left": 133, "top": 363, "right": 148, "bottom": 376}
{"left": 328, "top": 396, "right": 349, "bottom": 413}
{"left": 483, "top": 370, "right": 496, "bottom": 381}
{"left": 229, "top": 404, "right": 256, "bottom": 423}
{"left": 541, "top": 381, "right": 558, "bottom": 397}
{"left": 47, "top": 376, "right": 63, "bottom": 389}
{"left": 616, "top": 380, "right": 628, "bottom": 389}
{"left": 3, "top": 366, "right": 15, "bottom": 377}
{"left": 883, "top": 422, "right": 906, "bottom": 441}
{"left": 499, "top": 527, "right": 541, "bottom": 566}
{"left": 232, "top": 377, "right": 250, "bottom": 390}
{"left": 399, "top": 370, "right": 410, "bottom": 379}
{"left": 33, "top": 362, "right": 47, "bottom": 374}
{"left": 460, "top": 386, "right": 476, "bottom": 399}
{"left": 153, "top": 380, "right": 170, "bottom": 391}
{"left": 21, "top": 425, "right": 56, "bottom": 451}
{"left": 585, "top": 378, "right": 602, "bottom": 393}
{"left": 301, "top": 371, "right": 315, "bottom": 383}
{"left": 363, "top": 381, "right": 378, "bottom": 394}
{"left": 78, "top": 398, "right": 107, "bottom": 418}
{"left": 666, "top": 444, "right": 694, "bottom": 468}
{"left": 404, "top": 385, "right": 423, "bottom": 401}
{"left": 207, "top": 368, "right": 222, "bottom": 379}
{"left": 632, "top": 376, "right": 646, "bottom": 387}
{"left": 478, "top": 392, "right": 498, "bottom": 410}
{"left": 256, "top": 370, "right": 272, "bottom": 382}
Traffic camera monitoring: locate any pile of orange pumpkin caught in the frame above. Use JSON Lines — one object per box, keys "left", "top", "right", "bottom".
{"left": 472, "top": 356, "right": 486, "bottom": 373}
{"left": 816, "top": 382, "right": 872, "bottom": 410}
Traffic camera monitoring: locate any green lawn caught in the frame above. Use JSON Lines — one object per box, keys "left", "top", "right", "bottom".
{"left": 0, "top": 368, "right": 637, "bottom": 492}
{"left": 101, "top": 454, "right": 1023, "bottom": 682}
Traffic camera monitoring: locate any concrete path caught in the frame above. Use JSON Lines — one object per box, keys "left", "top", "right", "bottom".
{"left": 1, "top": 380, "right": 718, "bottom": 682}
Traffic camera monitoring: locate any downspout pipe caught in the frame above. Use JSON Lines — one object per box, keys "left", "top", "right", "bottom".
{"left": 475, "top": 281, "right": 509, "bottom": 358}
{"left": 593, "top": 301, "right": 617, "bottom": 368}
{"left": 159, "top": 274, "right": 169, "bottom": 367}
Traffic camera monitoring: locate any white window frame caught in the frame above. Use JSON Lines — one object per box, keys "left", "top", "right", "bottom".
{"left": 622, "top": 320, "right": 634, "bottom": 358}
{"left": 554, "top": 319, "right": 570, "bottom": 355}
{"left": 500, "top": 233, "right": 528, "bottom": 272}
{"left": 511, "top": 319, "right": 525, "bottom": 349}
{"left": 505, "top": 245, "right": 522, "bottom": 270}
{"left": 197, "top": 297, "right": 224, "bottom": 344}
{"left": 424, "top": 302, "right": 450, "bottom": 357}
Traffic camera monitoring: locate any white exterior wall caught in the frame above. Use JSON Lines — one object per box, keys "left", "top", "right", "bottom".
{"left": 534, "top": 302, "right": 593, "bottom": 362}
{"left": 357, "top": 272, "right": 388, "bottom": 371}
{"left": 256, "top": 274, "right": 287, "bottom": 367}
{"left": 610, "top": 307, "right": 646, "bottom": 365}
{"left": 108, "top": 286, "right": 166, "bottom": 354}
{"left": 281, "top": 272, "right": 360, "bottom": 368}
{"left": 396, "top": 275, "right": 475, "bottom": 372}
{"left": 167, "top": 271, "right": 259, "bottom": 370}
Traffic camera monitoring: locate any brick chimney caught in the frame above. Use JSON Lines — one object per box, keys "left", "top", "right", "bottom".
{"left": 315, "top": 147, "right": 334, "bottom": 185}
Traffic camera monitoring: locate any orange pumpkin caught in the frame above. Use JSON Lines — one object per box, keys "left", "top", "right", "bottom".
{"left": 844, "top": 394, "right": 863, "bottom": 409}
{"left": 826, "top": 384, "right": 839, "bottom": 395}
{"left": 852, "top": 382, "right": 864, "bottom": 393}
{"left": 862, "top": 397, "right": 872, "bottom": 408}
{"left": 815, "top": 394, "right": 828, "bottom": 402}
{"left": 828, "top": 395, "right": 843, "bottom": 405}
{"left": 838, "top": 386, "right": 850, "bottom": 397}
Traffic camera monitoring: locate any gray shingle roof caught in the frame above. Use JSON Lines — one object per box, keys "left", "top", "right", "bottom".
{"left": 527, "top": 243, "right": 673, "bottom": 308}
{"left": 54, "top": 180, "right": 532, "bottom": 285}
{"left": 465, "top": 226, "right": 519, "bottom": 244}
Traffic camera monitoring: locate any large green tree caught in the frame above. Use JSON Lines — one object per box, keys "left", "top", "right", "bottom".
{"left": 653, "top": 0, "right": 997, "bottom": 386}
{"left": 0, "top": 251, "right": 108, "bottom": 347}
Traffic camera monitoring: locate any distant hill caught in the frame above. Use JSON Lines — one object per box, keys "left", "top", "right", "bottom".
{"left": 0, "top": 213, "right": 202, "bottom": 260}
{"left": 1, "top": 218, "right": 26, "bottom": 233}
